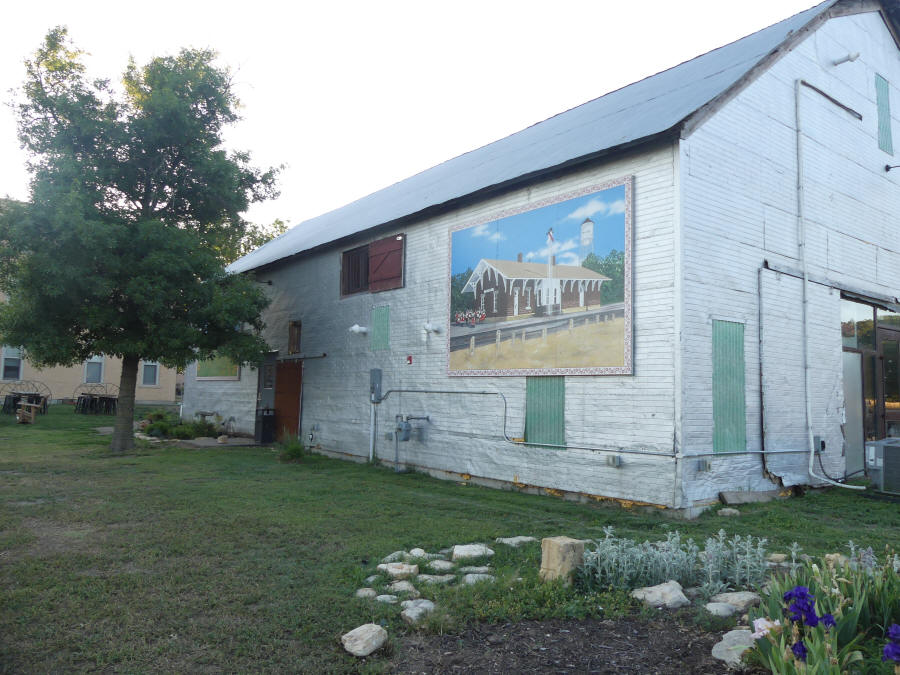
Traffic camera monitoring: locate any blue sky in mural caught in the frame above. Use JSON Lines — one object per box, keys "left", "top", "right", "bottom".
{"left": 451, "top": 184, "right": 626, "bottom": 275}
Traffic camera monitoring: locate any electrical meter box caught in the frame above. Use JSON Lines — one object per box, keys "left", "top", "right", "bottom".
{"left": 370, "top": 368, "right": 382, "bottom": 402}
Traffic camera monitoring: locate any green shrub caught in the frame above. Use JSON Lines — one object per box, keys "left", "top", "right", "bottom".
{"left": 143, "top": 415, "right": 217, "bottom": 440}
{"left": 276, "top": 434, "right": 305, "bottom": 462}
{"left": 580, "top": 527, "right": 767, "bottom": 595}
{"left": 145, "top": 420, "right": 172, "bottom": 437}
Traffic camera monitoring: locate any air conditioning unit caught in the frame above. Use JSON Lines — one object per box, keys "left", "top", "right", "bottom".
{"left": 865, "top": 440, "right": 900, "bottom": 496}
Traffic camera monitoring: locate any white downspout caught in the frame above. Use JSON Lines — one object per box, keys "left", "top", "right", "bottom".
{"left": 794, "top": 79, "right": 863, "bottom": 490}
{"left": 369, "top": 400, "right": 376, "bottom": 462}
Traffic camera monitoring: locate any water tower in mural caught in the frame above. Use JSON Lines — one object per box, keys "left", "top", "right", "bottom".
{"left": 580, "top": 217, "right": 594, "bottom": 263}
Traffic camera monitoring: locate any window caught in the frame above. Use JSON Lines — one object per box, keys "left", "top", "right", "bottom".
{"left": 712, "top": 320, "right": 746, "bottom": 452}
{"left": 140, "top": 361, "right": 159, "bottom": 386}
{"left": 341, "top": 245, "right": 368, "bottom": 295}
{"left": 341, "top": 234, "right": 405, "bottom": 295}
{"left": 2, "top": 346, "right": 22, "bottom": 381}
{"left": 288, "top": 320, "right": 302, "bottom": 354}
{"left": 84, "top": 355, "right": 104, "bottom": 383}
{"left": 876, "top": 74, "right": 893, "bottom": 154}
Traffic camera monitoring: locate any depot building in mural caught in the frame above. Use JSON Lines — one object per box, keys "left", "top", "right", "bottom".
{"left": 184, "top": 0, "right": 900, "bottom": 514}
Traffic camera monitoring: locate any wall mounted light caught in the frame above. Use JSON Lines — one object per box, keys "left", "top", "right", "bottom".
{"left": 832, "top": 52, "right": 860, "bottom": 66}
{"left": 421, "top": 320, "right": 441, "bottom": 343}
{"left": 349, "top": 324, "right": 369, "bottom": 335}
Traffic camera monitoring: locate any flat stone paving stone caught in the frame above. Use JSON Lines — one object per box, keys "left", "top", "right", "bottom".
{"left": 495, "top": 536, "right": 537, "bottom": 547}
{"left": 375, "top": 594, "right": 399, "bottom": 604}
{"left": 382, "top": 550, "right": 407, "bottom": 563}
{"left": 452, "top": 544, "right": 494, "bottom": 560}
{"left": 630, "top": 581, "right": 690, "bottom": 609}
{"left": 462, "top": 573, "right": 496, "bottom": 585}
{"left": 341, "top": 623, "right": 388, "bottom": 657}
{"left": 418, "top": 574, "right": 455, "bottom": 585}
{"left": 388, "top": 580, "right": 420, "bottom": 598}
{"left": 459, "top": 566, "right": 491, "bottom": 574}
{"left": 355, "top": 588, "right": 377, "bottom": 599}
{"left": 376, "top": 562, "right": 418, "bottom": 579}
{"left": 709, "top": 591, "right": 760, "bottom": 612}
{"left": 705, "top": 602, "right": 737, "bottom": 617}
{"left": 428, "top": 560, "right": 455, "bottom": 572}
{"left": 711, "top": 629, "right": 754, "bottom": 668}
{"left": 400, "top": 598, "right": 435, "bottom": 625}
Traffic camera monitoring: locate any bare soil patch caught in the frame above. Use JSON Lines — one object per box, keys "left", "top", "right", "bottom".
{"left": 15, "top": 517, "right": 100, "bottom": 559}
{"left": 390, "top": 617, "right": 736, "bottom": 674}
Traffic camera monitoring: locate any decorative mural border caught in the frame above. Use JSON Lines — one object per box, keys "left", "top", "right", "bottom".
{"left": 446, "top": 175, "right": 633, "bottom": 377}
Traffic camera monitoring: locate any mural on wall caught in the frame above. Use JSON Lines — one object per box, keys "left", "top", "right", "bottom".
{"left": 196, "top": 355, "right": 240, "bottom": 380}
{"left": 448, "top": 176, "right": 632, "bottom": 376}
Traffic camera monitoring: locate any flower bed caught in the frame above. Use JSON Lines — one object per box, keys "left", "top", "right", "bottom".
{"left": 747, "top": 545, "right": 900, "bottom": 673}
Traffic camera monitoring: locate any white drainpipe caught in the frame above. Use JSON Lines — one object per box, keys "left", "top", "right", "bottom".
{"left": 794, "top": 79, "right": 863, "bottom": 490}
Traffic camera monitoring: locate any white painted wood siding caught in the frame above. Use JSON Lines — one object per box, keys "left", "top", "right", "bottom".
{"left": 679, "top": 10, "right": 900, "bottom": 504}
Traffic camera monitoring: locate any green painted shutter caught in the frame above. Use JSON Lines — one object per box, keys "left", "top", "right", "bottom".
{"left": 525, "top": 376, "right": 565, "bottom": 447}
{"left": 370, "top": 306, "right": 390, "bottom": 351}
{"left": 712, "top": 320, "right": 746, "bottom": 453}
{"left": 876, "top": 74, "right": 893, "bottom": 155}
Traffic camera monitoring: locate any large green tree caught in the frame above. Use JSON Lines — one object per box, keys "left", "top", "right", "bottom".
{"left": 0, "top": 28, "right": 278, "bottom": 452}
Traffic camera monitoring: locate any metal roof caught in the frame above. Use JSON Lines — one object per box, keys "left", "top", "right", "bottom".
{"left": 230, "top": 0, "right": 836, "bottom": 274}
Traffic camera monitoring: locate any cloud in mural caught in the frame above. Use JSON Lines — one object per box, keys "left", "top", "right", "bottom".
{"left": 470, "top": 223, "right": 505, "bottom": 241}
{"left": 565, "top": 197, "right": 625, "bottom": 221}
{"left": 525, "top": 237, "right": 578, "bottom": 262}
{"left": 470, "top": 223, "right": 490, "bottom": 238}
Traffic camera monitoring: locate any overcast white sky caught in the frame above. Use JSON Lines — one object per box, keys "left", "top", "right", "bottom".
{"left": 1, "top": 0, "right": 819, "bottom": 228}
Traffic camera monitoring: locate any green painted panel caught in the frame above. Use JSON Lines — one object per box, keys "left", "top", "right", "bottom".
{"left": 876, "top": 74, "right": 893, "bottom": 155}
{"left": 370, "top": 306, "right": 390, "bottom": 351}
{"left": 712, "top": 320, "right": 746, "bottom": 453}
{"left": 525, "top": 376, "right": 565, "bottom": 447}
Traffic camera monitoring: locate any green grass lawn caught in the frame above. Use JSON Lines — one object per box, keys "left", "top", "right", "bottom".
{"left": 1, "top": 407, "right": 898, "bottom": 672}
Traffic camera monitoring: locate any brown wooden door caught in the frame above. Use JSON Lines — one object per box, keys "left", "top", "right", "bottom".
{"left": 274, "top": 361, "right": 302, "bottom": 441}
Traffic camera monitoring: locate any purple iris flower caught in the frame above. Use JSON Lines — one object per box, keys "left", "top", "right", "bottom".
{"left": 888, "top": 624, "right": 900, "bottom": 642}
{"left": 784, "top": 586, "right": 820, "bottom": 626}
{"left": 884, "top": 641, "right": 900, "bottom": 663}
{"left": 822, "top": 614, "right": 836, "bottom": 628}
{"left": 792, "top": 640, "right": 808, "bottom": 662}
{"left": 783, "top": 586, "right": 812, "bottom": 603}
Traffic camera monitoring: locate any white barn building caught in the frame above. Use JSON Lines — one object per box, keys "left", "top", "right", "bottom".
{"left": 185, "top": 0, "right": 900, "bottom": 515}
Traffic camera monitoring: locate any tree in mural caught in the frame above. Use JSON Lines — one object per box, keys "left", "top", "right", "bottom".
{"left": 582, "top": 249, "right": 624, "bottom": 305}
{"left": 450, "top": 267, "right": 474, "bottom": 317}
{"left": 0, "top": 28, "right": 277, "bottom": 452}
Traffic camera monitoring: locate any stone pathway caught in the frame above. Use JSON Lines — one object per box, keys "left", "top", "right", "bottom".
{"left": 342, "top": 536, "right": 534, "bottom": 657}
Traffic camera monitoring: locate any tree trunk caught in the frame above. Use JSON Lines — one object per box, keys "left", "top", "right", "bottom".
{"left": 110, "top": 354, "right": 139, "bottom": 453}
